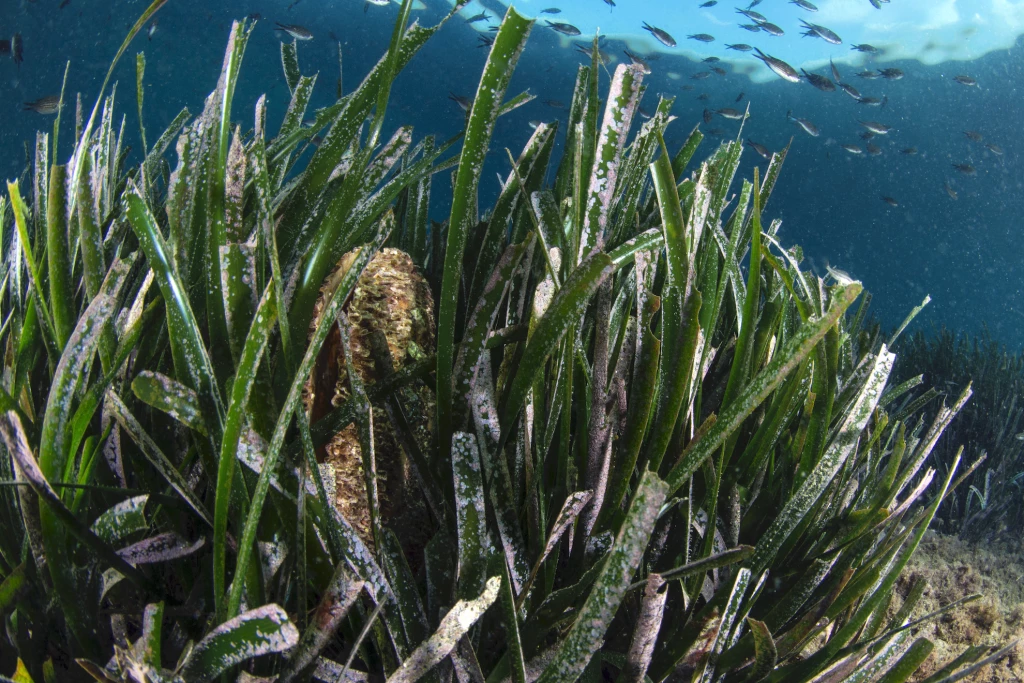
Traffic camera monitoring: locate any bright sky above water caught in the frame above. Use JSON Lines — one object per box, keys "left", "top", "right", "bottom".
{"left": 449, "top": 0, "right": 1024, "bottom": 81}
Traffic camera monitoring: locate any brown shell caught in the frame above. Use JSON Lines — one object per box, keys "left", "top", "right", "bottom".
{"left": 304, "top": 248, "right": 435, "bottom": 559}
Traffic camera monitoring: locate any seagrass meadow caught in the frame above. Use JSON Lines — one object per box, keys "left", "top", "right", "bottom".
{"left": 0, "top": 0, "right": 1018, "bottom": 681}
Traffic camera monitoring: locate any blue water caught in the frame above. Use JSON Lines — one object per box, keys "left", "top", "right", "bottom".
{"left": 1, "top": 0, "right": 1022, "bottom": 344}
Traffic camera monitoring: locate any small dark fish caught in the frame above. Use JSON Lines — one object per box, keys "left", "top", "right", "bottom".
{"left": 711, "top": 66, "right": 727, "bottom": 76}
{"left": 951, "top": 163, "right": 976, "bottom": 175}
{"left": 638, "top": 107, "right": 653, "bottom": 119}
{"left": 748, "top": 0, "right": 763, "bottom": 6}
{"left": 944, "top": 181, "right": 958, "bottom": 199}
{"left": 696, "top": 93, "right": 710, "bottom": 101}
{"left": 869, "top": 0, "right": 883, "bottom": 8}
{"left": 830, "top": 57, "right": 842, "bottom": 82}
{"left": 477, "top": 35, "right": 494, "bottom": 48}
{"left": 857, "top": 96, "right": 883, "bottom": 106}
{"left": 276, "top": 23, "right": 313, "bottom": 40}
{"left": 736, "top": 8, "right": 767, "bottom": 22}
{"left": 753, "top": 48, "right": 800, "bottom": 82}
{"left": 866, "top": 143, "right": 882, "bottom": 156}
{"left": 703, "top": 108, "right": 713, "bottom": 124}
{"left": 59, "top": 0, "right": 71, "bottom": 8}
{"left": 706, "top": 127, "right": 726, "bottom": 136}
{"left": 681, "top": 84, "right": 695, "bottom": 91}
{"left": 739, "top": 24, "right": 762, "bottom": 33}
{"left": 736, "top": 91, "right": 745, "bottom": 102}
{"left": 881, "top": 196, "right": 898, "bottom": 207}
{"left": 689, "top": 33, "right": 715, "bottom": 42}
{"left": 540, "top": 8, "right": 562, "bottom": 14}
{"left": 801, "top": 69, "right": 835, "bottom": 91}
{"left": 839, "top": 82, "right": 862, "bottom": 100}
{"left": 985, "top": 143, "right": 1004, "bottom": 155}
{"left": 703, "top": 56, "right": 721, "bottom": 63}
{"left": 23, "top": 96, "right": 60, "bottom": 115}
{"left": 465, "top": 12, "right": 488, "bottom": 23}
{"left": 878, "top": 68, "right": 903, "bottom": 80}
{"left": 841, "top": 144, "right": 863, "bottom": 155}
{"left": 790, "top": 0, "right": 818, "bottom": 10}
{"left": 716, "top": 108, "right": 744, "bottom": 120}
{"left": 543, "top": 99, "right": 566, "bottom": 108}
{"left": 700, "top": 0, "right": 718, "bottom": 6}
{"left": 800, "top": 20, "right": 841, "bottom": 44}
{"left": 858, "top": 120, "right": 891, "bottom": 134}
{"left": 856, "top": 70, "right": 881, "bottom": 79}
{"left": 601, "top": 0, "right": 616, "bottom": 10}
{"left": 546, "top": 20, "right": 581, "bottom": 36}
{"left": 726, "top": 43, "right": 753, "bottom": 51}
{"left": 692, "top": 71, "right": 712, "bottom": 80}
{"left": 859, "top": 131, "right": 875, "bottom": 140}
{"left": 623, "top": 49, "right": 651, "bottom": 72}
{"left": 900, "top": 147, "right": 917, "bottom": 155}
{"left": 288, "top": 0, "right": 303, "bottom": 9}
{"left": 575, "top": 43, "right": 611, "bottom": 65}
{"left": 953, "top": 75, "right": 977, "bottom": 87}
{"left": 787, "top": 110, "right": 819, "bottom": 136}
{"left": 642, "top": 22, "right": 676, "bottom": 47}
{"left": 851, "top": 43, "right": 880, "bottom": 54}
{"left": 759, "top": 22, "right": 786, "bottom": 36}
{"left": 963, "top": 130, "right": 983, "bottom": 142}
{"left": 745, "top": 139, "right": 772, "bottom": 160}
{"left": 449, "top": 92, "right": 472, "bottom": 112}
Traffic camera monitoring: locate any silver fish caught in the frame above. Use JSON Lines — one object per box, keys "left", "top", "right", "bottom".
{"left": 881, "top": 196, "right": 898, "bottom": 207}
{"left": 449, "top": 92, "right": 472, "bottom": 112}
{"left": 736, "top": 8, "right": 767, "bottom": 22}
{"left": 878, "top": 68, "right": 903, "bottom": 80}
{"left": 745, "top": 139, "right": 771, "bottom": 160}
{"left": 802, "top": 69, "right": 835, "bottom": 91}
{"left": 841, "top": 144, "right": 863, "bottom": 155}
{"left": 953, "top": 75, "right": 977, "bottom": 87}
{"left": 985, "top": 143, "right": 1004, "bottom": 155}
{"left": 23, "top": 95, "right": 60, "bottom": 115}
{"left": 800, "top": 20, "right": 841, "bottom": 44}
{"left": 715, "top": 108, "right": 745, "bottom": 120}
{"left": 944, "top": 181, "right": 958, "bottom": 199}
{"left": 790, "top": 0, "right": 818, "bottom": 10}
{"left": 753, "top": 48, "right": 800, "bottom": 82}
{"left": 642, "top": 22, "right": 676, "bottom": 47}
{"left": 858, "top": 120, "right": 892, "bottom": 134}
{"left": 758, "top": 22, "right": 785, "bottom": 37}
{"left": 963, "top": 130, "right": 983, "bottom": 142}
{"left": 839, "top": 82, "right": 862, "bottom": 100}
{"left": 787, "top": 111, "right": 819, "bottom": 136}
{"left": 276, "top": 23, "right": 313, "bottom": 40}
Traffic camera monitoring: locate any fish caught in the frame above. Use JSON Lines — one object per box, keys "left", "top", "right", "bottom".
{"left": 700, "top": 0, "right": 718, "bottom": 6}
{"left": 575, "top": 44, "right": 611, "bottom": 65}
{"left": 736, "top": 91, "right": 745, "bottom": 102}
{"left": 528, "top": 120, "right": 543, "bottom": 129}
{"left": 736, "top": 8, "right": 767, "bottom": 22}
{"left": 800, "top": 20, "right": 841, "bottom": 44}
{"left": 543, "top": 99, "right": 566, "bottom": 108}
{"left": 477, "top": 35, "right": 494, "bottom": 48}
{"left": 59, "top": 0, "right": 71, "bottom": 8}
{"left": 859, "top": 131, "right": 875, "bottom": 140}
{"left": 711, "top": 66, "right": 727, "bottom": 76}
{"left": 944, "top": 181, "right": 958, "bottom": 199}
{"left": 449, "top": 92, "right": 472, "bottom": 112}
{"left": 856, "top": 70, "right": 881, "bottom": 79}
{"left": 963, "top": 130, "right": 983, "bottom": 142}
{"left": 830, "top": 57, "right": 842, "bottom": 82}
{"left": 951, "top": 163, "right": 976, "bottom": 175}
{"left": 758, "top": 22, "right": 786, "bottom": 37}
{"left": 881, "top": 196, "right": 899, "bottom": 207}
{"left": 851, "top": 44, "right": 880, "bottom": 54}
{"left": 900, "top": 147, "right": 917, "bottom": 155}
{"left": 703, "top": 56, "right": 721, "bottom": 63}
{"left": 248, "top": 13, "right": 263, "bottom": 20}
{"left": 748, "top": 0, "right": 763, "bottom": 6}
{"left": 681, "top": 85, "right": 695, "bottom": 91}
{"left": 288, "top": 0, "right": 303, "bottom": 9}
{"left": 692, "top": 71, "right": 712, "bottom": 80}
{"left": 689, "top": 33, "right": 715, "bottom": 42}
{"left": 540, "top": 8, "right": 562, "bottom": 14}
{"left": 716, "top": 108, "right": 745, "bottom": 120}
{"left": 623, "top": 49, "right": 651, "bottom": 72}
{"left": 276, "top": 23, "right": 314, "bottom": 40}
{"left": 696, "top": 93, "right": 709, "bottom": 101}
{"left": 787, "top": 111, "right": 819, "bottom": 136}
{"left": 841, "top": 144, "right": 863, "bottom": 155}
{"left": 739, "top": 24, "right": 761, "bottom": 33}
{"left": 726, "top": 43, "right": 753, "bottom": 51}
{"left": 706, "top": 127, "right": 726, "bottom": 136}
{"left": 866, "top": 143, "right": 882, "bottom": 156}
{"left": 839, "top": 83, "right": 862, "bottom": 100}
{"left": 790, "top": 0, "right": 818, "bottom": 9}
{"left": 801, "top": 70, "right": 836, "bottom": 91}
{"left": 857, "top": 96, "right": 884, "bottom": 106}
{"left": 745, "top": 139, "right": 772, "bottom": 160}
{"left": 753, "top": 48, "right": 800, "bottom": 82}
{"left": 878, "top": 68, "right": 903, "bottom": 80}
{"left": 858, "top": 120, "right": 892, "bottom": 135}
{"left": 642, "top": 22, "right": 676, "bottom": 47}
{"left": 465, "top": 12, "right": 488, "bottom": 23}
{"left": 147, "top": 22, "right": 158, "bottom": 40}
{"left": 11, "top": 33, "right": 23, "bottom": 67}
{"left": 869, "top": 0, "right": 882, "bottom": 8}
{"left": 703, "top": 108, "right": 713, "bottom": 124}
{"left": 601, "top": 0, "right": 615, "bottom": 10}
{"left": 985, "top": 143, "right": 1004, "bottom": 155}
{"left": 546, "top": 20, "right": 581, "bottom": 36}
{"left": 23, "top": 96, "right": 60, "bottom": 115}
{"left": 953, "top": 75, "right": 977, "bottom": 87}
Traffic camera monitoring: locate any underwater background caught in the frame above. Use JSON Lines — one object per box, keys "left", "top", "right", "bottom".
{"left": 1, "top": 0, "right": 1022, "bottom": 345}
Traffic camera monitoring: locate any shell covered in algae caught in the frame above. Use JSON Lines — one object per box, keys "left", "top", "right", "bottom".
{"left": 304, "top": 247, "right": 435, "bottom": 562}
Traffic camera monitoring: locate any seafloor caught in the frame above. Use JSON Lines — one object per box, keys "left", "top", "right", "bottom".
{"left": 895, "top": 532, "right": 1024, "bottom": 682}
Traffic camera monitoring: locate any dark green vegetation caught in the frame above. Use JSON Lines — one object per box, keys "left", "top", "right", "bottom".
{"left": 0, "top": 0, "right": 1012, "bottom": 680}
{"left": 892, "top": 328, "right": 1024, "bottom": 543}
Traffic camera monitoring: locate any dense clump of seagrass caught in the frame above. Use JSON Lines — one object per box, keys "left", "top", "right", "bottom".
{"left": 891, "top": 327, "right": 1024, "bottom": 542}
{"left": 0, "top": 0, "right": 1014, "bottom": 681}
